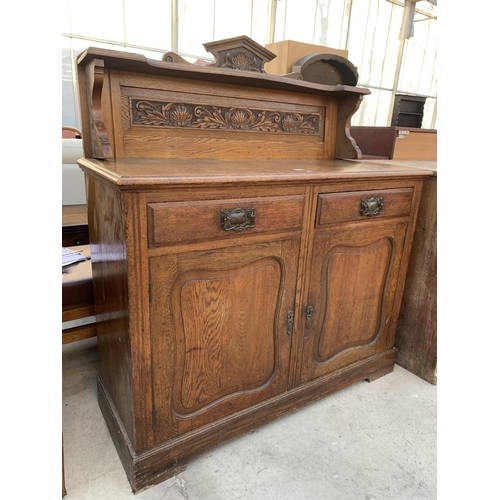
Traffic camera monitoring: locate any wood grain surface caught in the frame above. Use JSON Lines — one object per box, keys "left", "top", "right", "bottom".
{"left": 76, "top": 45, "right": 432, "bottom": 492}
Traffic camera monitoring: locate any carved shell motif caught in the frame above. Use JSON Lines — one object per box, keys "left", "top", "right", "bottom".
{"left": 282, "top": 114, "right": 302, "bottom": 132}
{"left": 222, "top": 51, "right": 259, "bottom": 72}
{"left": 169, "top": 105, "right": 192, "bottom": 127}
{"left": 226, "top": 109, "right": 253, "bottom": 130}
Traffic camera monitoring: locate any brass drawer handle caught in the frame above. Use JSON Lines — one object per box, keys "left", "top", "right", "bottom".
{"left": 220, "top": 207, "right": 255, "bottom": 231}
{"left": 360, "top": 197, "right": 383, "bottom": 216}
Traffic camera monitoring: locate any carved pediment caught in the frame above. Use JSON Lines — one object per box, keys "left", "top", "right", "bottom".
{"left": 203, "top": 36, "right": 276, "bottom": 73}
{"left": 163, "top": 35, "right": 277, "bottom": 74}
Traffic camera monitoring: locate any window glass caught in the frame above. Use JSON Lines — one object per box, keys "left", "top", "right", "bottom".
{"left": 214, "top": 0, "right": 252, "bottom": 41}
{"left": 377, "top": 3, "right": 404, "bottom": 90}
{"left": 125, "top": 47, "right": 164, "bottom": 60}
{"left": 177, "top": 0, "right": 215, "bottom": 57}
{"left": 62, "top": 44, "right": 76, "bottom": 128}
{"left": 399, "top": 18, "right": 437, "bottom": 97}
{"left": 72, "top": 38, "right": 125, "bottom": 57}
{"left": 352, "top": 0, "right": 401, "bottom": 90}
{"left": 62, "top": 0, "right": 71, "bottom": 34}
{"left": 346, "top": 0, "right": 369, "bottom": 76}
{"left": 422, "top": 97, "right": 436, "bottom": 130}
{"left": 124, "top": 0, "right": 172, "bottom": 51}
{"left": 353, "top": 88, "right": 380, "bottom": 127}
{"left": 283, "top": 0, "right": 316, "bottom": 44}
{"left": 313, "top": 0, "right": 346, "bottom": 49}
{"left": 68, "top": 0, "right": 125, "bottom": 42}
{"left": 273, "top": 0, "right": 287, "bottom": 41}
{"left": 375, "top": 89, "right": 394, "bottom": 126}
{"left": 250, "top": 0, "right": 272, "bottom": 46}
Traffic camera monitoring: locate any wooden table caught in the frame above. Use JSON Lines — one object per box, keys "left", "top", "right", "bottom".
{"left": 62, "top": 205, "right": 89, "bottom": 246}
{"left": 62, "top": 244, "right": 96, "bottom": 344}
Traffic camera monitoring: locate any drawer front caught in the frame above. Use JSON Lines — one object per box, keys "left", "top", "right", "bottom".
{"left": 148, "top": 195, "right": 304, "bottom": 246}
{"left": 317, "top": 188, "right": 413, "bottom": 226}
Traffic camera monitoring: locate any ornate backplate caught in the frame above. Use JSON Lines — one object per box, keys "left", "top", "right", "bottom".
{"left": 220, "top": 207, "right": 255, "bottom": 231}
{"left": 360, "top": 197, "right": 384, "bottom": 217}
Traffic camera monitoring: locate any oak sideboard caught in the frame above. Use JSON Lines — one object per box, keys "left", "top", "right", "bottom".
{"left": 76, "top": 38, "right": 432, "bottom": 492}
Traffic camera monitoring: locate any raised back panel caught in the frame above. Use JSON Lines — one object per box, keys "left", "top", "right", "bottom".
{"left": 77, "top": 47, "right": 370, "bottom": 161}
{"left": 112, "top": 72, "right": 335, "bottom": 160}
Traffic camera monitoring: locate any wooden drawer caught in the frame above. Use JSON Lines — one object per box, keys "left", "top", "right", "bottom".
{"left": 316, "top": 188, "right": 413, "bottom": 227}
{"left": 148, "top": 195, "right": 304, "bottom": 246}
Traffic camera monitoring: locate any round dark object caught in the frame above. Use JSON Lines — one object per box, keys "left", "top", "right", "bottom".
{"left": 292, "top": 53, "right": 359, "bottom": 86}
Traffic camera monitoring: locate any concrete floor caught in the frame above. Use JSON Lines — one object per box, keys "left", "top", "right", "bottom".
{"left": 62, "top": 337, "right": 437, "bottom": 500}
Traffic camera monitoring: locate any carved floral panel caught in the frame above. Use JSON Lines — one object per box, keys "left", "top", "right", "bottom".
{"left": 130, "top": 98, "right": 322, "bottom": 135}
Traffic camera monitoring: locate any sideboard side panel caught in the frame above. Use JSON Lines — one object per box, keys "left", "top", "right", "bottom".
{"left": 85, "top": 175, "right": 135, "bottom": 444}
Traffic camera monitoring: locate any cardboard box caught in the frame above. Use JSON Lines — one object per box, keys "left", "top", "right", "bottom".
{"left": 264, "top": 40, "right": 348, "bottom": 76}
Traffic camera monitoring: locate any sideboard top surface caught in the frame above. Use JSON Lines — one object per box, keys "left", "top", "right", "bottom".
{"left": 77, "top": 47, "right": 370, "bottom": 98}
{"left": 78, "top": 157, "right": 434, "bottom": 189}
{"left": 367, "top": 159, "right": 437, "bottom": 175}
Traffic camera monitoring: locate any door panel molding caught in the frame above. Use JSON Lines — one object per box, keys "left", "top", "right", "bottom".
{"left": 313, "top": 237, "right": 395, "bottom": 364}
{"left": 170, "top": 257, "right": 283, "bottom": 417}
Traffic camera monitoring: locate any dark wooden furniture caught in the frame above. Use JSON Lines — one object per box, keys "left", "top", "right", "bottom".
{"left": 394, "top": 162, "right": 437, "bottom": 384}
{"left": 391, "top": 94, "right": 426, "bottom": 128}
{"left": 62, "top": 205, "right": 89, "bottom": 246}
{"left": 292, "top": 53, "right": 359, "bottom": 86}
{"left": 62, "top": 245, "right": 96, "bottom": 344}
{"left": 350, "top": 126, "right": 437, "bottom": 161}
{"left": 76, "top": 38, "right": 432, "bottom": 492}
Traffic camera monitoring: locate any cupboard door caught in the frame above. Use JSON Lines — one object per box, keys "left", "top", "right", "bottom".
{"left": 299, "top": 222, "right": 408, "bottom": 383}
{"left": 149, "top": 238, "right": 299, "bottom": 443}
